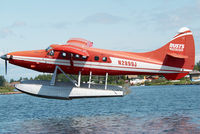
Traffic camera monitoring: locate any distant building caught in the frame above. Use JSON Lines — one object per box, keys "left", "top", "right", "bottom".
{"left": 10, "top": 82, "right": 20, "bottom": 87}
{"left": 146, "top": 75, "right": 160, "bottom": 80}
{"left": 189, "top": 71, "right": 200, "bottom": 81}
{"left": 130, "top": 79, "right": 146, "bottom": 85}
{"left": 126, "top": 75, "right": 138, "bottom": 79}
{"left": 127, "top": 75, "right": 162, "bottom": 85}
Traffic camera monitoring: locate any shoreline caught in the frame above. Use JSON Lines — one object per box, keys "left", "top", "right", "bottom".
{"left": 0, "top": 91, "right": 22, "bottom": 95}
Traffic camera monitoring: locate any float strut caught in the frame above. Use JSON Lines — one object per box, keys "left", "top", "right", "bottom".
{"left": 50, "top": 66, "right": 58, "bottom": 86}
{"left": 88, "top": 71, "right": 92, "bottom": 88}
{"left": 77, "top": 71, "right": 81, "bottom": 87}
{"left": 105, "top": 73, "right": 108, "bottom": 90}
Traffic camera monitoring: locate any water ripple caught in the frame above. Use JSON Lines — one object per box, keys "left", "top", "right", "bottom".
{"left": 0, "top": 85, "right": 200, "bottom": 133}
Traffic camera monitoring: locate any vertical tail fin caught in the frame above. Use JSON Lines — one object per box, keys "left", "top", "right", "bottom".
{"left": 163, "top": 27, "right": 195, "bottom": 80}
{"left": 141, "top": 27, "right": 195, "bottom": 80}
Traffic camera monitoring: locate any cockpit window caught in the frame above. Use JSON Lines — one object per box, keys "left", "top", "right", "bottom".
{"left": 45, "top": 46, "right": 52, "bottom": 52}
{"left": 48, "top": 50, "right": 54, "bottom": 56}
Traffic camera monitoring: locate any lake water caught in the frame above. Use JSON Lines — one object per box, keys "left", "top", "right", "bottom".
{"left": 0, "top": 85, "right": 200, "bottom": 134}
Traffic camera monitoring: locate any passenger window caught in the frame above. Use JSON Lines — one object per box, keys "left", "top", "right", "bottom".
{"left": 102, "top": 57, "right": 107, "bottom": 62}
{"left": 61, "top": 52, "right": 67, "bottom": 57}
{"left": 75, "top": 54, "right": 80, "bottom": 59}
{"left": 94, "top": 56, "right": 99, "bottom": 61}
{"left": 82, "top": 56, "right": 87, "bottom": 60}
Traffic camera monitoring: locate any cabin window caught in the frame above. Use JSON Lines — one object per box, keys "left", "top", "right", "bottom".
{"left": 102, "top": 57, "right": 107, "bottom": 62}
{"left": 75, "top": 54, "right": 80, "bottom": 59}
{"left": 61, "top": 52, "right": 67, "bottom": 57}
{"left": 82, "top": 56, "right": 87, "bottom": 60}
{"left": 49, "top": 50, "right": 54, "bottom": 56}
{"left": 94, "top": 56, "right": 99, "bottom": 61}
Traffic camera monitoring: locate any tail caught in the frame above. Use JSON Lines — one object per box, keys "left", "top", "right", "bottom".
{"left": 142, "top": 27, "right": 195, "bottom": 80}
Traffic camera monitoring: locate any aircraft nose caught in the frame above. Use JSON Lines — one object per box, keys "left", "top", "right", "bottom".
{"left": 1, "top": 54, "right": 7, "bottom": 60}
{"left": 0, "top": 54, "right": 12, "bottom": 60}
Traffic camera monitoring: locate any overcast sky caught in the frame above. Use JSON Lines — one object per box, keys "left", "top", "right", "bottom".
{"left": 0, "top": 0, "right": 200, "bottom": 80}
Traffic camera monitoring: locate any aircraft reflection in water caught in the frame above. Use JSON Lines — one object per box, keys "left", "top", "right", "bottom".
{"left": 12, "top": 115, "right": 200, "bottom": 133}
{"left": 0, "top": 27, "right": 195, "bottom": 100}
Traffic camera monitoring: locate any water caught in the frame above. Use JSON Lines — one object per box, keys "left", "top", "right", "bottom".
{"left": 0, "top": 85, "right": 200, "bottom": 134}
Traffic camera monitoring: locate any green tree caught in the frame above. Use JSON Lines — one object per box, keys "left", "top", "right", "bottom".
{"left": 18, "top": 77, "right": 22, "bottom": 82}
{"left": 23, "top": 77, "right": 29, "bottom": 81}
{"left": 82, "top": 75, "right": 89, "bottom": 83}
{"left": 10, "top": 78, "right": 15, "bottom": 83}
{"left": 34, "top": 74, "right": 52, "bottom": 81}
{"left": 193, "top": 61, "right": 200, "bottom": 71}
{"left": 0, "top": 75, "right": 6, "bottom": 86}
{"left": 57, "top": 74, "right": 69, "bottom": 82}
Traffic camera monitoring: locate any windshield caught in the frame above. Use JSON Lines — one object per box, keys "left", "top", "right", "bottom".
{"left": 45, "top": 46, "right": 52, "bottom": 52}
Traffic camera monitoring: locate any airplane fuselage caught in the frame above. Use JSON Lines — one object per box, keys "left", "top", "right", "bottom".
{"left": 7, "top": 47, "right": 189, "bottom": 76}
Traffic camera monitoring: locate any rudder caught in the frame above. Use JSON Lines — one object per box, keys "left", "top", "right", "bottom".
{"left": 163, "top": 27, "right": 195, "bottom": 80}
{"left": 139, "top": 27, "right": 195, "bottom": 80}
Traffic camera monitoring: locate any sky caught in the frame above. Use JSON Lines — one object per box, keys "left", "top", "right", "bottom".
{"left": 0, "top": 0, "right": 200, "bottom": 81}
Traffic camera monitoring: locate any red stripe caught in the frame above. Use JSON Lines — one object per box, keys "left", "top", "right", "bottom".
{"left": 13, "top": 57, "right": 188, "bottom": 73}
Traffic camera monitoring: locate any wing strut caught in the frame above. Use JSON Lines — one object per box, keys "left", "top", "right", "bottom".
{"left": 50, "top": 66, "right": 78, "bottom": 86}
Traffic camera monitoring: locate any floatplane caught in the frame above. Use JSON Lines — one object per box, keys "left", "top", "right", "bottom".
{"left": 1, "top": 27, "right": 195, "bottom": 100}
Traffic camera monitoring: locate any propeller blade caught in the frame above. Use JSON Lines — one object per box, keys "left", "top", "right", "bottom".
{"left": 5, "top": 60, "right": 7, "bottom": 75}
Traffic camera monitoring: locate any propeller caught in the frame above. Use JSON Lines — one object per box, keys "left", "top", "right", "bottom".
{"left": 1, "top": 54, "right": 11, "bottom": 75}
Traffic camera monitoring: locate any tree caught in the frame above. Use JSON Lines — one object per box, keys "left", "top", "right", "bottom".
{"left": 34, "top": 74, "right": 52, "bottom": 81}
{"left": 10, "top": 79, "right": 15, "bottom": 83}
{"left": 57, "top": 74, "right": 70, "bottom": 82}
{"left": 193, "top": 61, "right": 200, "bottom": 71}
{"left": 0, "top": 75, "right": 6, "bottom": 86}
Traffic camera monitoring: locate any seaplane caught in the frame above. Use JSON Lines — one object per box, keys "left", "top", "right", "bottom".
{"left": 0, "top": 27, "right": 195, "bottom": 100}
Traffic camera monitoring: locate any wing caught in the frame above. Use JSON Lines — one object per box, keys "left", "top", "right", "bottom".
{"left": 66, "top": 38, "right": 93, "bottom": 48}
{"left": 50, "top": 38, "right": 93, "bottom": 56}
{"left": 51, "top": 44, "right": 89, "bottom": 56}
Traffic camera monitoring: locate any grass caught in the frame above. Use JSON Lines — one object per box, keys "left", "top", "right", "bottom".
{"left": 0, "top": 86, "right": 15, "bottom": 93}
